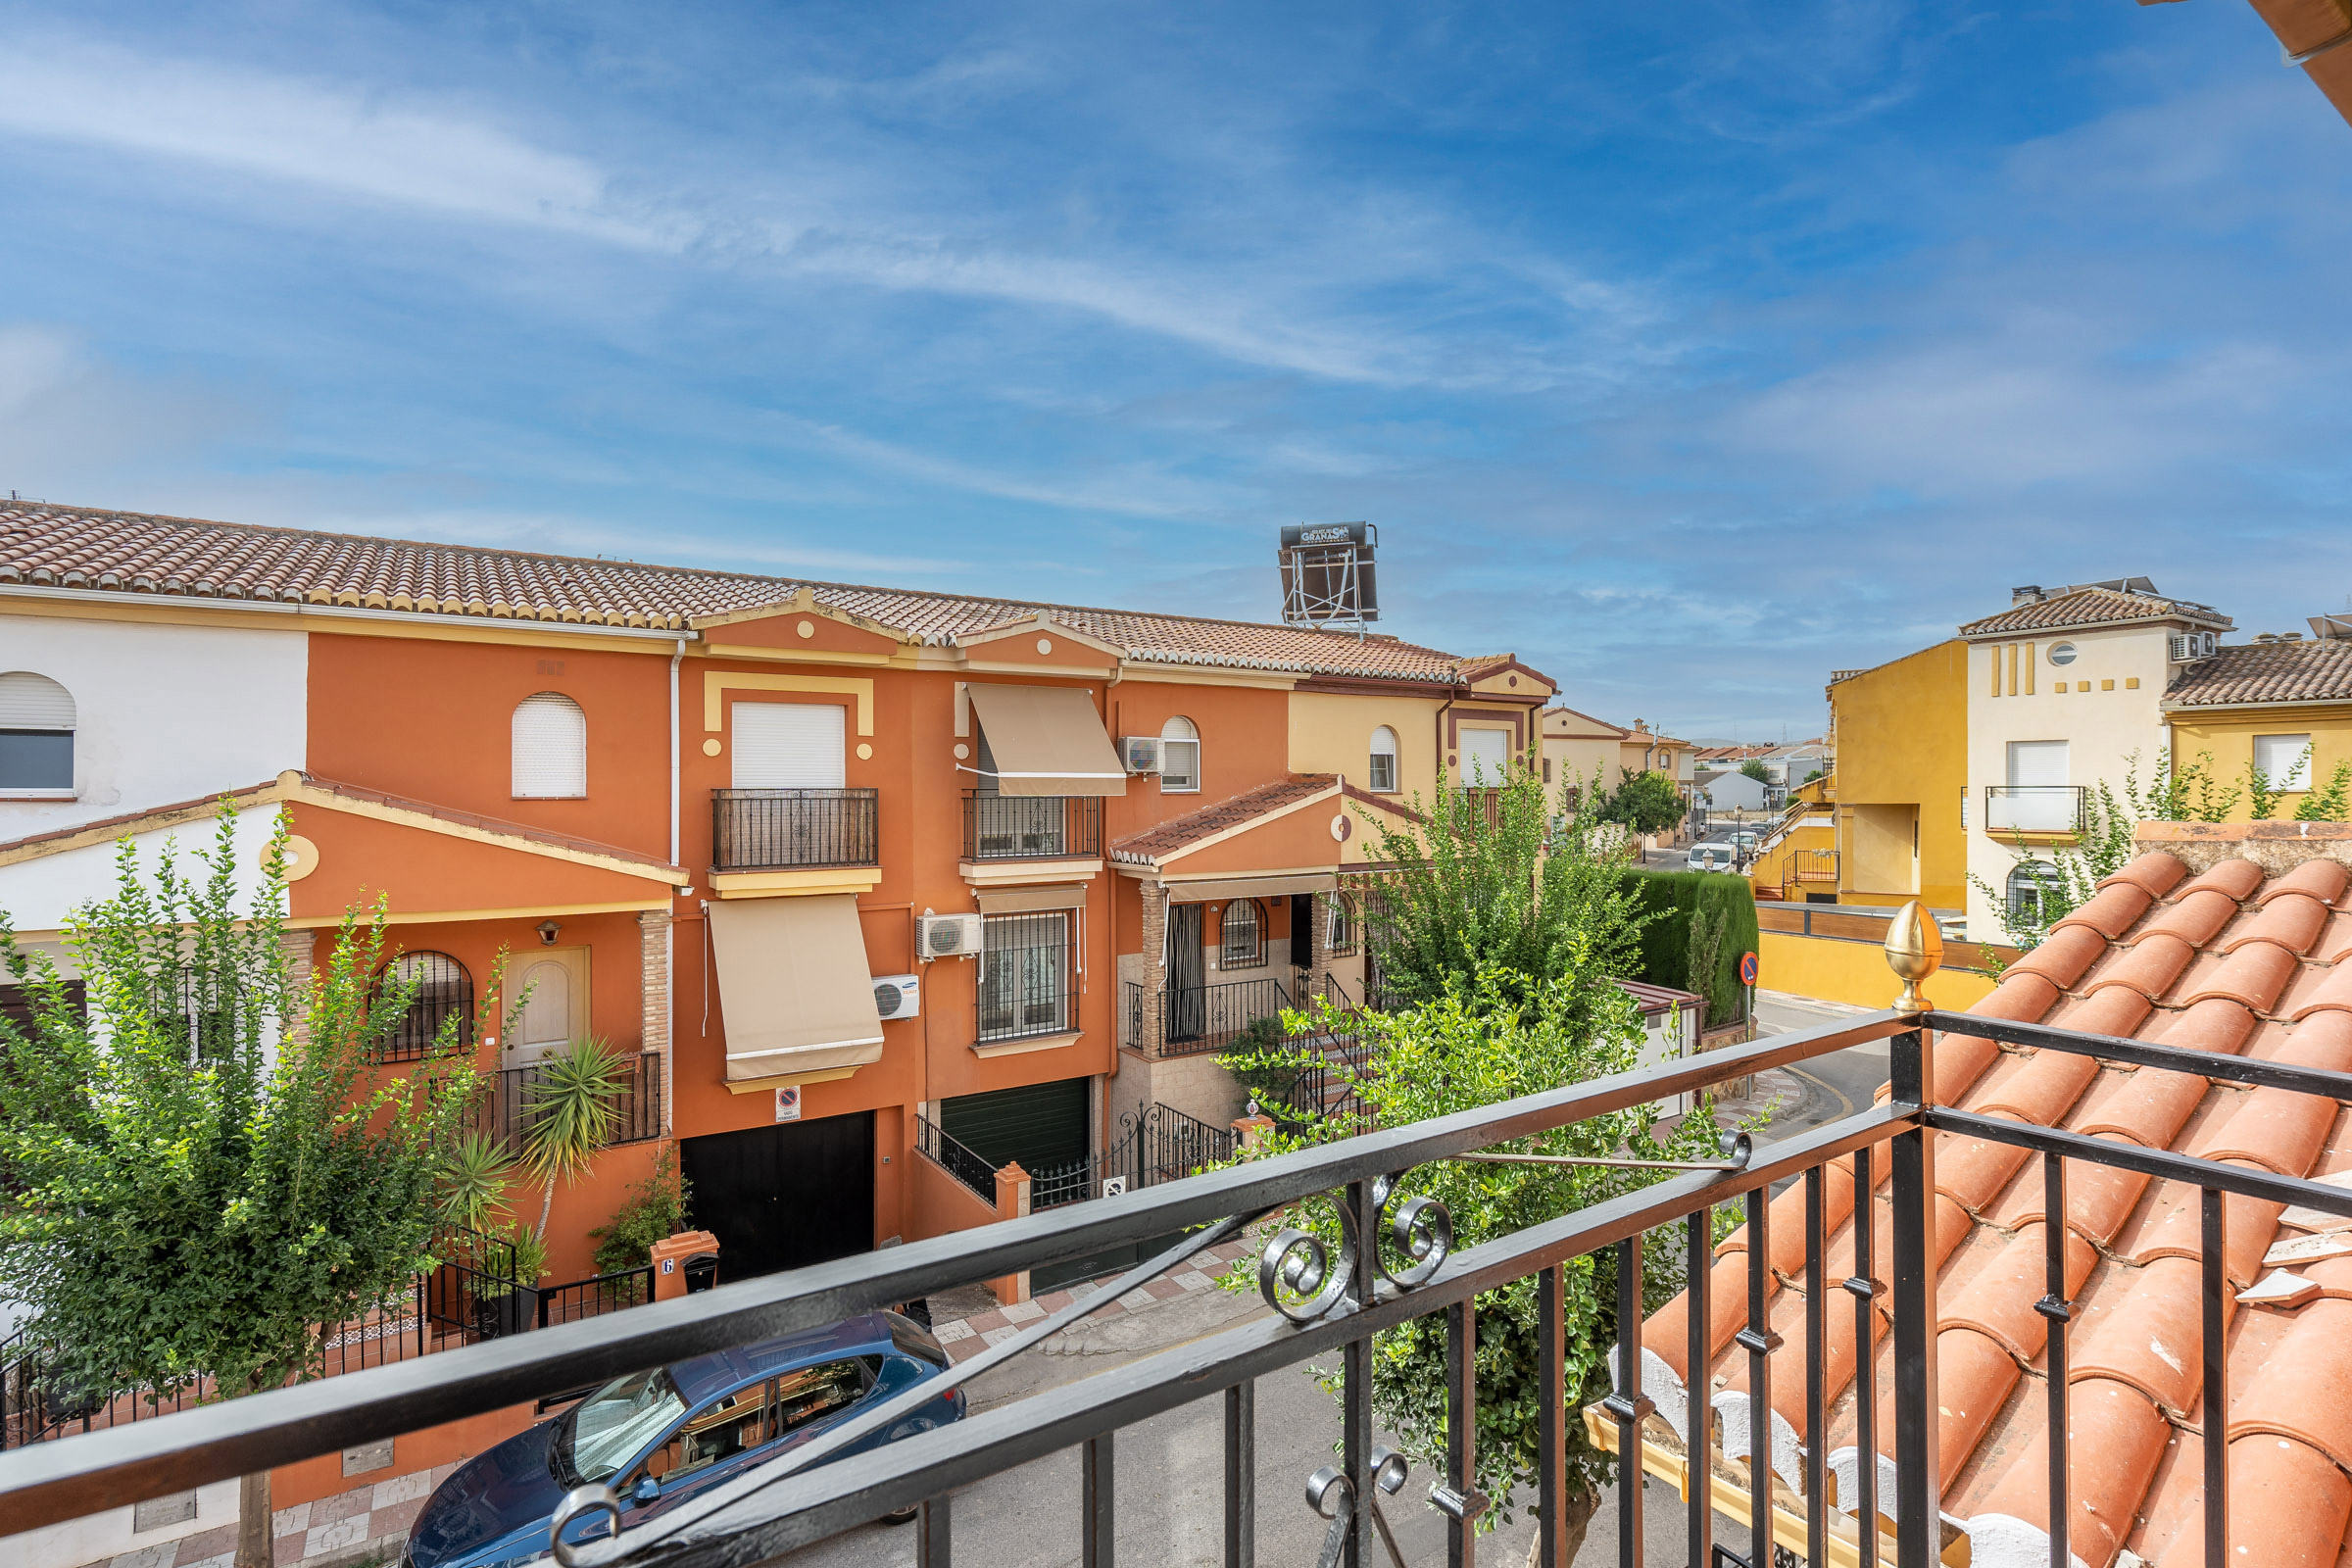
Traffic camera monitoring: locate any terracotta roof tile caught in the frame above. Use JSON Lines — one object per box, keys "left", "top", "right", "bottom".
{"left": 1105, "top": 774, "right": 1336, "bottom": 862}
{"left": 1629, "top": 840, "right": 2352, "bottom": 1564}
{"left": 2099, "top": 849, "right": 2191, "bottom": 900}
{"left": 2166, "top": 637, "right": 2352, "bottom": 708}
{"left": 1958, "top": 585, "right": 2230, "bottom": 639}
{"left": 0, "top": 505, "right": 1483, "bottom": 685}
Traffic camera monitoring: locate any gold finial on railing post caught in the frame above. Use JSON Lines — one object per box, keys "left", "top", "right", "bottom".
{"left": 1884, "top": 899, "right": 1943, "bottom": 1014}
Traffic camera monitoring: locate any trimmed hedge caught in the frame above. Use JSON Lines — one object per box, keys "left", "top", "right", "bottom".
{"left": 1624, "top": 868, "right": 1760, "bottom": 1028}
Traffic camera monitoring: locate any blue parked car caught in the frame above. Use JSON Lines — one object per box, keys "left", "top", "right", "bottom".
{"left": 404, "top": 1311, "right": 962, "bottom": 1568}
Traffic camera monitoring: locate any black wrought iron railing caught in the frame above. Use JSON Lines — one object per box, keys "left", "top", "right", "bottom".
{"left": 962, "top": 791, "right": 1102, "bottom": 860}
{"left": 914, "top": 1114, "right": 998, "bottom": 1203}
{"left": 1790, "top": 847, "right": 1839, "bottom": 883}
{"left": 473, "top": 1050, "right": 664, "bottom": 1157}
{"left": 1148, "top": 967, "right": 1306, "bottom": 1057}
{"left": 537, "top": 1267, "right": 654, "bottom": 1330}
{"left": 15, "top": 1000, "right": 2351, "bottom": 1568}
{"left": 1984, "top": 783, "right": 2086, "bottom": 836}
{"left": 711, "top": 787, "right": 878, "bottom": 871}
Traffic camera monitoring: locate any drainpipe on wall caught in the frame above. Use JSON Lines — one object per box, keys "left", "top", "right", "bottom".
{"left": 666, "top": 637, "right": 686, "bottom": 1138}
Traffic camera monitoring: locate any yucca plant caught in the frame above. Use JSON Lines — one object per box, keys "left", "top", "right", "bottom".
{"left": 520, "top": 1036, "right": 628, "bottom": 1238}
{"left": 436, "top": 1130, "right": 517, "bottom": 1234}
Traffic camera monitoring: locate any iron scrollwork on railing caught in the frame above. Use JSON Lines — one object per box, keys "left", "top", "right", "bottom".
{"left": 1306, "top": 1446, "right": 1411, "bottom": 1568}
{"left": 1256, "top": 1170, "right": 1453, "bottom": 1323}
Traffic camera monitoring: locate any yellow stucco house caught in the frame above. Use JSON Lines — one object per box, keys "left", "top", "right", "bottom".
{"left": 2163, "top": 619, "right": 2352, "bottom": 821}
{"left": 1823, "top": 639, "right": 1970, "bottom": 910}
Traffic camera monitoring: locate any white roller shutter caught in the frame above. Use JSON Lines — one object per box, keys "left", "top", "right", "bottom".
{"left": 512, "top": 693, "right": 588, "bottom": 798}
{"left": 0, "top": 673, "right": 75, "bottom": 729}
{"left": 733, "top": 702, "right": 846, "bottom": 789}
{"left": 1457, "top": 726, "right": 1510, "bottom": 783}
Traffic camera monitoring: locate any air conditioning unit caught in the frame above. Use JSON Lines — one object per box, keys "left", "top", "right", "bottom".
{"left": 1121, "top": 736, "right": 1164, "bottom": 773}
{"left": 872, "top": 973, "right": 920, "bottom": 1020}
{"left": 2170, "top": 632, "right": 2217, "bottom": 662}
{"left": 916, "top": 912, "right": 984, "bottom": 960}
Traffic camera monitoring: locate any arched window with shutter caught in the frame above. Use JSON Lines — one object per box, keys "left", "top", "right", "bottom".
{"left": 1367, "top": 726, "right": 1398, "bottom": 793}
{"left": 0, "top": 671, "right": 76, "bottom": 794}
{"left": 380, "top": 952, "right": 473, "bottom": 1060}
{"left": 1159, "top": 715, "right": 1200, "bottom": 793}
{"left": 513, "top": 693, "right": 587, "bottom": 798}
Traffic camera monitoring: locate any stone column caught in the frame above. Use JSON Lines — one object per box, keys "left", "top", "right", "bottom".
{"left": 639, "top": 909, "right": 672, "bottom": 1133}
{"left": 279, "top": 930, "right": 317, "bottom": 1047}
{"left": 1138, "top": 882, "right": 1167, "bottom": 1057}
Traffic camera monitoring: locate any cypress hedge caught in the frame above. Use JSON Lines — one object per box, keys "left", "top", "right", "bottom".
{"left": 1623, "top": 867, "right": 1759, "bottom": 1027}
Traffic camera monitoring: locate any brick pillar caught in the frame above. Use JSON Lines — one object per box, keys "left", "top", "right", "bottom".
{"left": 639, "top": 910, "right": 672, "bottom": 1133}
{"left": 990, "top": 1162, "right": 1032, "bottom": 1305}
{"left": 279, "top": 930, "right": 317, "bottom": 1047}
{"left": 1232, "top": 1112, "right": 1275, "bottom": 1152}
{"left": 1139, "top": 883, "right": 1167, "bottom": 1056}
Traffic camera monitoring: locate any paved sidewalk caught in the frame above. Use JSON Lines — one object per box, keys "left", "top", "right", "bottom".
{"left": 930, "top": 1238, "right": 1257, "bottom": 1364}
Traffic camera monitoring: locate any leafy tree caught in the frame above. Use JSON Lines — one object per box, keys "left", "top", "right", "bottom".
{"left": 590, "top": 1147, "right": 694, "bottom": 1277}
{"left": 1348, "top": 761, "right": 1648, "bottom": 1015}
{"left": 1737, "top": 759, "right": 1772, "bottom": 784}
{"left": 1595, "top": 768, "right": 1685, "bottom": 838}
{"left": 1239, "top": 965, "right": 1741, "bottom": 1559}
{"left": 0, "top": 811, "right": 482, "bottom": 1568}
{"left": 1802, "top": 767, "right": 1825, "bottom": 784}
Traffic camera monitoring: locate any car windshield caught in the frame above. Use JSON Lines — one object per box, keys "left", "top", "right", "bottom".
{"left": 561, "top": 1368, "right": 689, "bottom": 1484}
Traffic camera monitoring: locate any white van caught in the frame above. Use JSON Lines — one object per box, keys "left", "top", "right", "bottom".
{"left": 1687, "top": 843, "right": 1737, "bottom": 873}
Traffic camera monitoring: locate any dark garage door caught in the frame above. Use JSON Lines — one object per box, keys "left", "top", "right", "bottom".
{"left": 679, "top": 1111, "right": 874, "bottom": 1281}
{"left": 940, "top": 1077, "right": 1090, "bottom": 1177}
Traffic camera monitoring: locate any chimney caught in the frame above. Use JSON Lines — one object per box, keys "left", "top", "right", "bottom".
{"left": 2011, "top": 586, "right": 2045, "bottom": 607}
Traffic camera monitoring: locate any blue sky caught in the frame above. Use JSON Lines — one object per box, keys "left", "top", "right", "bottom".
{"left": 2, "top": 3, "right": 2346, "bottom": 740}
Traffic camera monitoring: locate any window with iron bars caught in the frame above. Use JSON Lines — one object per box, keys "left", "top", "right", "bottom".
{"left": 1218, "top": 899, "right": 1262, "bottom": 968}
{"left": 378, "top": 952, "right": 474, "bottom": 1061}
{"left": 977, "top": 911, "right": 1073, "bottom": 1044}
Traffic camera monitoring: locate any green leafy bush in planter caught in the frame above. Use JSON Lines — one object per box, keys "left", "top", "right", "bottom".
{"left": 1217, "top": 1014, "right": 1307, "bottom": 1120}
{"left": 591, "top": 1147, "right": 693, "bottom": 1278}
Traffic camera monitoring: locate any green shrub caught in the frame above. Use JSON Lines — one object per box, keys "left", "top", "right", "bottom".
{"left": 1624, "top": 868, "right": 1757, "bottom": 1027}
{"left": 590, "top": 1146, "right": 692, "bottom": 1276}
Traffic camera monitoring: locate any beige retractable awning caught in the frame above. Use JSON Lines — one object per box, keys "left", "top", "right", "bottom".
{"left": 708, "top": 894, "right": 885, "bottom": 1086}
{"left": 1167, "top": 872, "right": 1338, "bottom": 903}
{"left": 964, "top": 683, "right": 1128, "bottom": 798}
{"left": 975, "top": 882, "right": 1091, "bottom": 914}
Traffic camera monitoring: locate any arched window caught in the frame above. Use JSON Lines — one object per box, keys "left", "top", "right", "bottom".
{"left": 1367, "top": 726, "right": 1398, "bottom": 793}
{"left": 1219, "top": 899, "right": 1262, "bottom": 967}
{"left": 1160, "top": 714, "right": 1200, "bottom": 793}
{"left": 380, "top": 952, "right": 473, "bottom": 1060}
{"left": 0, "top": 671, "right": 76, "bottom": 794}
{"left": 1323, "top": 894, "right": 1356, "bottom": 956}
{"left": 2006, "top": 862, "right": 2059, "bottom": 921}
{"left": 513, "top": 693, "right": 587, "bottom": 798}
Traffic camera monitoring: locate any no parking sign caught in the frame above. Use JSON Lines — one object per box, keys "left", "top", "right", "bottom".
{"left": 1739, "top": 952, "right": 1759, "bottom": 987}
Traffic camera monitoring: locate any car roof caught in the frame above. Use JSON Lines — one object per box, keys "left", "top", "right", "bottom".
{"left": 664, "top": 1311, "right": 898, "bottom": 1408}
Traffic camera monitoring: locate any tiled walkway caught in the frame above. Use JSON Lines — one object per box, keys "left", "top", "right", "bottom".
{"left": 99, "top": 1464, "right": 458, "bottom": 1568}
{"left": 930, "top": 1238, "right": 1256, "bottom": 1363}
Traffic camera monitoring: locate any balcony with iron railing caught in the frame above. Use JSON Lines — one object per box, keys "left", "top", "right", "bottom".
{"left": 1122, "top": 965, "right": 1308, "bottom": 1057}
{"left": 25, "top": 937, "right": 2352, "bottom": 1568}
{"left": 960, "top": 791, "right": 1102, "bottom": 861}
{"left": 1984, "top": 782, "right": 2086, "bottom": 837}
{"left": 472, "top": 1050, "right": 665, "bottom": 1158}
{"left": 711, "top": 787, "right": 879, "bottom": 872}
